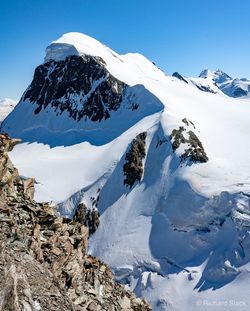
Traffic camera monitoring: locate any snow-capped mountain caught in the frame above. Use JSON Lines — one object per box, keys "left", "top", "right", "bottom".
{"left": 2, "top": 33, "right": 250, "bottom": 310}
{"left": 0, "top": 98, "right": 17, "bottom": 124}
{"left": 199, "top": 69, "right": 232, "bottom": 84}
{"left": 199, "top": 69, "right": 250, "bottom": 98}
{"left": 173, "top": 69, "right": 250, "bottom": 98}
{"left": 1, "top": 33, "right": 163, "bottom": 146}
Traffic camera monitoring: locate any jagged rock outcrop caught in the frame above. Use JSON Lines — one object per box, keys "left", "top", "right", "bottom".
{"left": 23, "top": 55, "right": 125, "bottom": 122}
{"left": 172, "top": 72, "right": 188, "bottom": 84}
{"left": 195, "top": 84, "right": 216, "bottom": 93}
{"left": 0, "top": 133, "right": 151, "bottom": 311}
{"left": 123, "top": 132, "right": 147, "bottom": 188}
{"left": 73, "top": 203, "right": 100, "bottom": 234}
{"left": 170, "top": 120, "right": 208, "bottom": 163}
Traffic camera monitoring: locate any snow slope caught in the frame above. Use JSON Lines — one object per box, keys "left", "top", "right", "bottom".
{"left": 4, "top": 33, "right": 250, "bottom": 310}
{"left": 0, "top": 98, "right": 17, "bottom": 124}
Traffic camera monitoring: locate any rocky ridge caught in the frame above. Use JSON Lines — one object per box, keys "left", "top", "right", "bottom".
{"left": 73, "top": 203, "right": 100, "bottom": 235}
{"left": 23, "top": 55, "right": 125, "bottom": 122}
{"left": 170, "top": 119, "right": 208, "bottom": 163}
{"left": 0, "top": 133, "right": 151, "bottom": 311}
{"left": 123, "top": 132, "right": 147, "bottom": 188}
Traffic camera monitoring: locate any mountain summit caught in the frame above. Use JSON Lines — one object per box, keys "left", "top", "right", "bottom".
{"left": 199, "top": 69, "right": 232, "bottom": 83}
{"left": 45, "top": 32, "right": 123, "bottom": 62}
{"left": 1, "top": 33, "right": 163, "bottom": 146}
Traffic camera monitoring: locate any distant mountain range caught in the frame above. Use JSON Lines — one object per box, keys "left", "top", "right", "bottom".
{"left": 173, "top": 69, "right": 250, "bottom": 98}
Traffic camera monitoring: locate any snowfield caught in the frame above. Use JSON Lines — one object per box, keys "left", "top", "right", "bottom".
{"left": 0, "top": 98, "right": 17, "bottom": 124}
{"left": 3, "top": 32, "right": 250, "bottom": 310}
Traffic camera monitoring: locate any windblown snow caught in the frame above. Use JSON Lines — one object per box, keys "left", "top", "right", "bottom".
{"left": 3, "top": 32, "right": 250, "bottom": 310}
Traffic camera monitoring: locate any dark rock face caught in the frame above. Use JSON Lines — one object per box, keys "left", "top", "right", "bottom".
{"left": 0, "top": 133, "right": 151, "bottom": 311}
{"left": 123, "top": 132, "right": 147, "bottom": 188}
{"left": 181, "top": 130, "right": 208, "bottom": 163}
{"left": 73, "top": 203, "right": 100, "bottom": 234}
{"left": 182, "top": 118, "right": 195, "bottom": 128}
{"left": 170, "top": 121, "right": 208, "bottom": 164}
{"left": 23, "top": 55, "right": 125, "bottom": 122}
{"left": 195, "top": 84, "right": 216, "bottom": 94}
{"left": 172, "top": 72, "right": 188, "bottom": 84}
{"left": 170, "top": 126, "right": 186, "bottom": 151}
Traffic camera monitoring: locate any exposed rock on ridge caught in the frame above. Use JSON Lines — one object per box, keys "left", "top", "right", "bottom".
{"left": 172, "top": 72, "right": 188, "bottom": 84}
{"left": 123, "top": 132, "right": 147, "bottom": 188}
{"left": 170, "top": 119, "right": 208, "bottom": 163}
{"left": 73, "top": 203, "right": 100, "bottom": 235}
{"left": 23, "top": 55, "right": 125, "bottom": 122}
{"left": 0, "top": 133, "right": 151, "bottom": 311}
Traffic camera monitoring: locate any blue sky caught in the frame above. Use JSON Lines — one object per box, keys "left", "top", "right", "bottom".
{"left": 1, "top": 0, "right": 250, "bottom": 100}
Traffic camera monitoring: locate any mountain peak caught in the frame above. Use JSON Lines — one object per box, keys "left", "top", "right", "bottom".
{"left": 199, "top": 68, "right": 213, "bottom": 78}
{"left": 199, "top": 69, "right": 232, "bottom": 83}
{"left": 45, "top": 32, "right": 119, "bottom": 62}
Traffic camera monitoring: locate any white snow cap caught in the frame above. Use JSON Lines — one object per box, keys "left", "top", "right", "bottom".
{"left": 44, "top": 32, "right": 166, "bottom": 87}
{"left": 45, "top": 32, "right": 120, "bottom": 62}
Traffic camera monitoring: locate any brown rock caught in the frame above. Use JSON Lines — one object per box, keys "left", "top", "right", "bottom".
{"left": 0, "top": 133, "right": 152, "bottom": 311}
{"left": 123, "top": 132, "right": 147, "bottom": 188}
